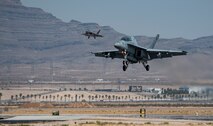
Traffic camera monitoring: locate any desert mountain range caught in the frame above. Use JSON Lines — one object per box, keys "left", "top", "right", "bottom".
{"left": 0, "top": 0, "right": 213, "bottom": 84}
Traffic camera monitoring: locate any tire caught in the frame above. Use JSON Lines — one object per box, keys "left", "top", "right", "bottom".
{"left": 145, "top": 65, "right": 150, "bottom": 71}
{"left": 123, "top": 65, "right": 127, "bottom": 71}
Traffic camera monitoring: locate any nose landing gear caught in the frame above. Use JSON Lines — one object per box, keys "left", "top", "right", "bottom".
{"left": 122, "top": 61, "right": 128, "bottom": 71}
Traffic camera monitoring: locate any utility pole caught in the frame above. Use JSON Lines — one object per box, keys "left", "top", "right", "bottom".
{"left": 50, "top": 59, "right": 55, "bottom": 83}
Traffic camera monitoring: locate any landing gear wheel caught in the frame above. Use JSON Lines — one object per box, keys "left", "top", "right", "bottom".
{"left": 145, "top": 65, "right": 150, "bottom": 71}
{"left": 122, "top": 60, "right": 129, "bottom": 71}
{"left": 123, "top": 65, "right": 127, "bottom": 71}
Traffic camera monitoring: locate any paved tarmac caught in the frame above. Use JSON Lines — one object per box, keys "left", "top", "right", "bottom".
{"left": 0, "top": 114, "right": 212, "bottom": 123}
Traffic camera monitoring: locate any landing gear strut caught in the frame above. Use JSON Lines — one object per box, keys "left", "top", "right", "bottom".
{"left": 123, "top": 61, "right": 128, "bottom": 71}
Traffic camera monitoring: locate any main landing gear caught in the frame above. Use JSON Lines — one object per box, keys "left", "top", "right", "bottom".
{"left": 123, "top": 61, "right": 128, "bottom": 71}
{"left": 142, "top": 62, "right": 150, "bottom": 71}
{"left": 145, "top": 65, "right": 150, "bottom": 71}
{"left": 122, "top": 61, "right": 150, "bottom": 71}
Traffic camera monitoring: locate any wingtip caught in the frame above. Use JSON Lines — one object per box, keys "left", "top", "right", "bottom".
{"left": 157, "top": 34, "right": 160, "bottom": 37}
{"left": 183, "top": 51, "right": 187, "bottom": 55}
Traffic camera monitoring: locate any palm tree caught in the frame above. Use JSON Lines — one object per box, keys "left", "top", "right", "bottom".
{"left": 30, "top": 94, "right": 33, "bottom": 101}
{"left": 199, "top": 95, "right": 203, "bottom": 100}
{"left": 0, "top": 93, "right": 2, "bottom": 103}
{"left": 118, "top": 97, "right": 121, "bottom": 102}
{"left": 95, "top": 95, "right": 98, "bottom": 101}
{"left": 144, "top": 95, "right": 147, "bottom": 100}
{"left": 75, "top": 94, "right": 78, "bottom": 102}
{"left": 42, "top": 95, "right": 44, "bottom": 101}
{"left": 64, "top": 94, "right": 67, "bottom": 102}
{"left": 135, "top": 96, "right": 138, "bottom": 101}
{"left": 78, "top": 95, "right": 81, "bottom": 101}
{"left": 27, "top": 94, "right": 30, "bottom": 101}
{"left": 81, "top": 94, "right": 84, "bottom": 100}
{"left": 115, "top": 96, "right": 118, "bottom": 101}
{"left": 34, "top": 94, "right": 37, "bottom": 102}
{"left": 42, "top": 96, "right": 45, "bottom": 101}
{"left": 60, "top": 96, "right": 63, "bottom": 102}
{"left": 57, "top": 94, "right": 59, "bottom": 102}
{"left": 15, "top": 95, "right": 18, "bottom": 102}
{"left": 172, "top": 94, "right": 175, "bottom": 100}
{"left": 186, "top": 94, "right": 190, "bottom": 101}
{"left": 148, "top": 96, "right": 150, "bottom": 100}
{"left": 53, "top": 95, "right": 56, "bottom": 102}
{"left": 163, "top": 94, "right": 166, "bottom": 100}
{"left": 108, "top": 95, "right": 111, "bottom": 102}
{"left": 49, "top": 95, "right": 52, "bottom": 102}
{"left": 125, "top": 96, "right": 128, "bottom": 101}
{"left": 68, "top": 94, "right": 71, "bottom": 102}
{"left": 112, "top": 95, "right": 115, "bottom": 101}
{"left": 88, "top": 95, "right": 91, "bottom": 102}
{"left": 19, "top": 93, "right": 22, "bottom": 100}
{"left": 22, "top": 96, "right": 25, "bottom": 102}
{"left": 45, "top": 95, "right": 48, "bottom": 101}
{"left": 38, "top": 94, "right": 41, "bottom": 102}
{"left": 154, "top": 96, "right": 157, "bottom": 101}
{"left": 11, "top": 95, "right": 14, "bottom": 101}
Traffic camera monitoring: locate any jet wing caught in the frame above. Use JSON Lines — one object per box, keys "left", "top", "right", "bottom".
{"left": 127, "top": 43, "right": 187, "bottom": 60}
{"left": 146, "top": 49, "right": 187, "bottom": 60}
{"left": 92, "top": 50, "right": 124, "bottom": 59}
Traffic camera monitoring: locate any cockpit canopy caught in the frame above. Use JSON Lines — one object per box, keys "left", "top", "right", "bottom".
{"left": 120, "top": 36, "right": 132, "bottom": 41}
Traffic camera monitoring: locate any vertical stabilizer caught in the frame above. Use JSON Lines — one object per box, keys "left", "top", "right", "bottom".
{"left": 97, "top": 30, "right": 101, "bottom": 34}
{"left": 149, "top": 34, "right": 159, "bottom": 49}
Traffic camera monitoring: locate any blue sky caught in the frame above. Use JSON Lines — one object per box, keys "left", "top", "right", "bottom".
{"left": 21, "top": 0, "right": 213, "bottom": 39}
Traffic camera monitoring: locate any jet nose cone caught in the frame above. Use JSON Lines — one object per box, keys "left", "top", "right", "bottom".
{"left": 114, "top": 42, "right": 120, "bottom": 49}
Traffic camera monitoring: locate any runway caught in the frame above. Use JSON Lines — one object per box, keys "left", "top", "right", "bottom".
{"left": 0, "top": 114, "right": 213, "bottom": 123}
{"left": 0, "top": 115, "right": 90, "bottom": 123}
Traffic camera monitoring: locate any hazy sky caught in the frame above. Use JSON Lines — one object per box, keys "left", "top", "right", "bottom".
{"left": 21, "top": 0, "right": 213, "bottom": 39}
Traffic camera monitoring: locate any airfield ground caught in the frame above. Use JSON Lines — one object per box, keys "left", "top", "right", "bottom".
{"left": 1, "top": 105, "right": 213, "bottom": 116}
{"left": 0, "top": 84, "right": 212, "bottom": 126}
{"left": 0, "top": 116, "right": 213, "bottom": 126}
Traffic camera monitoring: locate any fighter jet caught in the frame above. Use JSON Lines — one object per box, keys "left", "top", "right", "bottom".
{"left": 82, "top": 30, "right": 103, "bottom": 39}
{"left": 92, "top": 34, "right": 187, "bottom": 71}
